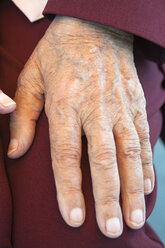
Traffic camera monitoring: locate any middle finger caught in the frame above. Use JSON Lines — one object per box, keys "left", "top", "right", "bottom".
{"left": 83, "top": 109, "right": 123, "bottom": 238}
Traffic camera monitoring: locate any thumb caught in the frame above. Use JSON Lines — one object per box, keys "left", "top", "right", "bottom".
{"left": 8, "top": 55, "right": 44, "bottom": 159}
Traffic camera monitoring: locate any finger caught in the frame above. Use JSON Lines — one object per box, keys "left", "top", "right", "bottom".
{"left": 0, "top": 90, "right": 16, "bottom": 114}
{"left": 117, "top": 45, "right": 153, "bottom": 195}
{"left": 8, "top": 55, "right": 44, "bottom": 159}
{"left": 83, "top": 111, "right": 123, "bottom": 238}
{"left": 45, "top": 99, "right": 85, "bottom": 227}
{"left": 114, "top": 119, "right": 145, "bottom": 230}
{"left": 134, "top": 111, "right": 154, "bottom": 195}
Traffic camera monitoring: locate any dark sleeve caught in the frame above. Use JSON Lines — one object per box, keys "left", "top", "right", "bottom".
{"left": 43, "top": 0, "right": 165, "bottom": 64}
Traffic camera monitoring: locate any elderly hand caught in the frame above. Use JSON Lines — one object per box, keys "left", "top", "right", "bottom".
{"left": 0, "top": 90, "right": 16, "bottom": 114}
{"left": 7, "top": 16, "right": 154, "bottom": 238}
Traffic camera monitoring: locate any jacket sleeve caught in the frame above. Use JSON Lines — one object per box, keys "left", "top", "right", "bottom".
{"left": 43, "top": 0, "right": 165, "bottom": 63}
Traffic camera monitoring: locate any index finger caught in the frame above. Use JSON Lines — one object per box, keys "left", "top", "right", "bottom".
{"left": 45, "top": 97, "right": 85, "bottom": 227}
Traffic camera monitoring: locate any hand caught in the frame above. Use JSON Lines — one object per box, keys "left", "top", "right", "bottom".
{"left": 0, "top": 90, "right": 16, "bottom": 114}
{"left": 7, "top": 16, "right": 154, "bottom": 238}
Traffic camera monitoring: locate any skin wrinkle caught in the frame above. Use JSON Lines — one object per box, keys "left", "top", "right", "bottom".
{"left": 8, "top": 15, "right": 155, "bottom": 238}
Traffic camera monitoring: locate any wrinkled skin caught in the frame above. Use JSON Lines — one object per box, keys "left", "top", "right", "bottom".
{"left": 8, "top": 16, "right": 154, "bottom": 238}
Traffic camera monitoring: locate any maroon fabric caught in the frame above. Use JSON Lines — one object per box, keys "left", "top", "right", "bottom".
{"left": 0, "top": 139, "right": 12, "bottom": 248}
{"left": 44, "top": 0, "right": 165, "bottom": 48}
{"left": 0, "top": 0, "right": 165, "bottom": 247}
{"left": 44, "top": 0, "right": 165, "bottom": 63}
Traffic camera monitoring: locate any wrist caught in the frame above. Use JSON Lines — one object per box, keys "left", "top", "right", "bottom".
{"left": 52, "top": 15, "right": 133, "bottom": 41}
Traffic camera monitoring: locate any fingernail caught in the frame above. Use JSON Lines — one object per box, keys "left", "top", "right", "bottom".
{"left": 8, "top": 139, "right": 18, "bottom": 155}
{"left": 131, "top": 209, "right": 144, "bottom": 226}
{"left": 0, "top": 92, "right": 16, "bottom": 107}
{"left": 144, "top": 179, "right": 152, "bottom": 193}
{"left": 70, "top": 208, "right": 83, "bottom": 224}
{"left": 106, "top": 217, "right": 121, "bottom": 236}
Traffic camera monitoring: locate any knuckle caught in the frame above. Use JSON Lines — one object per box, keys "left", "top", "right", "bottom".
{"left": 82, "top": 107, "right": 100, "bottom": 130}
{"left": 55, "top": 168, "right": 81, "bottom": 194}
{"left": 125, "top": 187, "right": 144, "bottom": 196}
{"left": 96, "top": 193, "right": 119, "bottom": 206}
{"left": 55, "top": 144, "right": 81, "bottom": 163}
{"left": 45, "top": 98, "right": 65, "bottom": 119}
{"left": 141, "top": 147, "right": 153, "bottom": 166}
{"left": 45, "top": 97, "right": 76, "bottom": 119}
{"left": 142, "top": 159, "right": 153, "bottom": 167}
{"left": 140, "top": 137, "right": 152, "bottom": 152}
{"left": 142, "top": 159, "right": 153, "bottom": 172}
{"left": 59, "top": 185, "right": 81, "bottom": 195}
{"left": 91, "top": 145, "right": 116, "bottom": 168}
{"left": 95, "top": 147, "right": 115, "bottom": 162}
{"left": 120, "top": 141, "right": 141, "bottom": 160}
{"left": 140, "top": 135, "right": 150, "bottom": 144}
{"left": 141, "top": 148, "right": 153, "bottom": 161}
{"left": 139, "top": 127, "right": 150, "bottom": 141}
